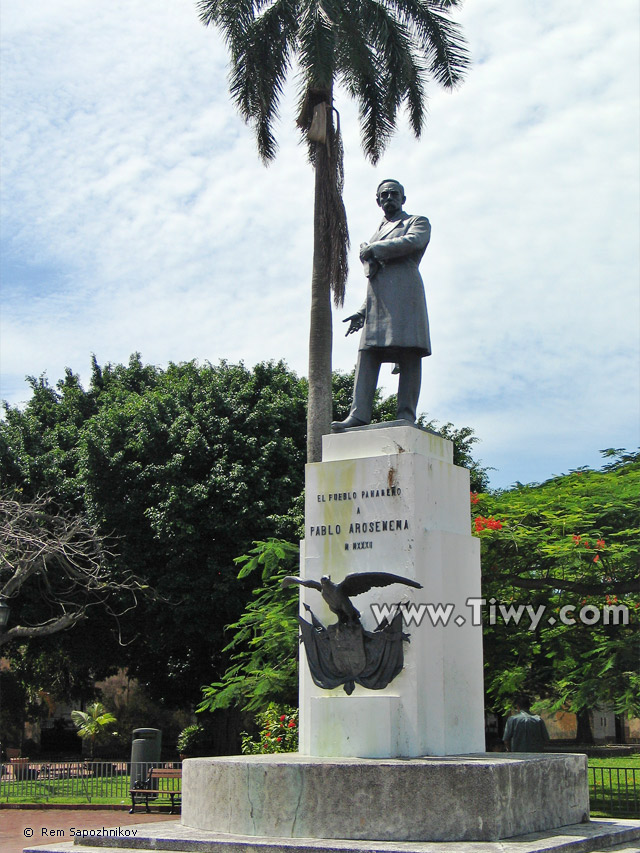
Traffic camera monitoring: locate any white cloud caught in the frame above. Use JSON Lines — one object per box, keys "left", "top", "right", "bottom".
{"left": 1, "top": 0, "right": 638, "bottom": 488}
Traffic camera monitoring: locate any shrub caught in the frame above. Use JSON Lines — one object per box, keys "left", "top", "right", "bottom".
{"left": 241, "top": 705, "right": 298, "bottom": 754}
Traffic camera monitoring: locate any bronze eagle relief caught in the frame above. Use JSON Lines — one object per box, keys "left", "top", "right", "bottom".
{"left": 282, "top": 572, "right": 422, "bottom": 695}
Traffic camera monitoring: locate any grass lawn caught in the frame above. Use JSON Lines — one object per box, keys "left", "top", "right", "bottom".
{"left": 0, "top": 779, "right": 130, "bottom": 805}
{"left": 588, "top": 754, "right": 640, "bottom": 769}
{"left": 0, "top": 774, "right": 180, "bottom": 807}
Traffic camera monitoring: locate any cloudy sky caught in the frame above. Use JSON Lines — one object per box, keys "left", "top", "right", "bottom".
{"left": 1, "top": 0, "right": 638, "bottom": 489}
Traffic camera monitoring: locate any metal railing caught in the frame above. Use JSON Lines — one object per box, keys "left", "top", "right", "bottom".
{"left": 1, "top": 759, "right": 637, "bottom": 816}
{"left": 588, "top": 766, "right": 640, "bottom": 817}
{"left": 0, "top": 760, "right": 181, "bottom": 804}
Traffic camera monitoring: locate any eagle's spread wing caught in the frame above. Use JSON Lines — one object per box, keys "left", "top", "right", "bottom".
{"left": 281, "top": 576, "right": 323, "bottom": 592}
{"left": 340, "top": 572, "right": 422, "bottom": 597}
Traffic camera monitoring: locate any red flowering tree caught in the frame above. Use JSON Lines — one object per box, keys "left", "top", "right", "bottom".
{"left": 241, "top": 704, "right": 298, "bottom": 754}
{"left": 472, "top": 449, "right": 640, "bottom": 741}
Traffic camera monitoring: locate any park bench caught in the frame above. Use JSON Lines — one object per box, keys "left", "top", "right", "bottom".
{"left": 129, "top": 766, "right": 182, "bottom": 814}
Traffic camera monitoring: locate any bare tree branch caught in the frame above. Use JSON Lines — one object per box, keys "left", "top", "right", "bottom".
{"left": 0, "top": 492, "right": 149, "bottom": 648}
{"left": 1, "top": 610, "right": 86, "bottom": 643}
{"left": 501, "top": 573, "right": 640, "bottom": 597}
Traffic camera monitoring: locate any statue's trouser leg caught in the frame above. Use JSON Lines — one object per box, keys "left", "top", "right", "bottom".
{"left": 349, "top": 350, "right": 382, "bottom": 423}
{"left": 396, "top": 354, "right": 421, "bottom": 422}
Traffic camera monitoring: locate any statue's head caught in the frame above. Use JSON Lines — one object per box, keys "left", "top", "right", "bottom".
{"left": 376, "top": 180, "right": 406, "bottom": 217}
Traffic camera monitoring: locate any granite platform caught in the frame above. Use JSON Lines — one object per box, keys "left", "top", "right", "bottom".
{"left": 23, "top": 816, "right": 640, "bottom": 853}
{"left": 181, "top": 753, "right": 591, "bottom": 843}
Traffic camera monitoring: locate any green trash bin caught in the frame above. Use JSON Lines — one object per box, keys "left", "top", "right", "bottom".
{"left": 130, "top": 728, "right": 162, "bottom": 788}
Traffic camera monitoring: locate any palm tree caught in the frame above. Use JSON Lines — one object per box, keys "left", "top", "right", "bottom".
{"left": 198, "top": 0, "right": 469, "bottom": 461}
{"left": 71, "top": 702, "right": 117, "bottom": 760}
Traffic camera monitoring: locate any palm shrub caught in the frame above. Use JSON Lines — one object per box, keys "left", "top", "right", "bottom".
{"left": 70, "top": 702, "right": 117, "bottom": 759}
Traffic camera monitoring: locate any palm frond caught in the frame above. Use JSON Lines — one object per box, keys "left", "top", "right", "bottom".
{"left": 334, "top": 12, "right": 405, "bottom": 159}
{"left": 343, "top": 0, "right": 428, "bottom": 155}
{"left": 198, "top": 0, "right": 255, "bottom": 44}
{"left": 381, "top": 0, "right": 470, "bottom": 88}
{"left": 297, "top": 0, "right": 337, "bottom": 89}
{"left": 212, "top": 0, "right": 299, "bottom": 161}
{"left": 403, "top": 46, "right": 427, "bottom": 137}
{"left": 197, "top": 0, "right": 223, "bottom": 27}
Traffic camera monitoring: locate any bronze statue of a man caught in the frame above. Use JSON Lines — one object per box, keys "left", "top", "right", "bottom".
{"left": 331, "top": 180, "right": 431, "bottom": 431}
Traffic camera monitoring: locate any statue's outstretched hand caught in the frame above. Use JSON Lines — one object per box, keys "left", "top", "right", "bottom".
{"left": 343, "top": 314, "right": 365, "bottom": 336}
{"left": 359, "top": 242, "right": 374, "bottom": 262}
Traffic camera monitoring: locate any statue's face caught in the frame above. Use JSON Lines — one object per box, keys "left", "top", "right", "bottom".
{"left": 377, "top": 182, "right": 405, "bottom": 218}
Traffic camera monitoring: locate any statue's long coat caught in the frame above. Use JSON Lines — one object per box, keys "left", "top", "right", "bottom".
{"left": 358, "top": 212, "right": 431, "bottom": 357}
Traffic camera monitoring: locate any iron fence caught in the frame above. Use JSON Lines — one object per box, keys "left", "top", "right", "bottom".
{"left": 1, "top": 759, "right": 637, "bottom": 816}
{"left": 588, "top": 765, "right": 640, "bottom": 817}
{"left": 0, "top": 760, "right": 181, "bottom": 804}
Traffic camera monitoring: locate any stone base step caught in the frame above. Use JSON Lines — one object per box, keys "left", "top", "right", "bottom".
{"left": 23, "top": 818, "right": 640, "bottom": 853}
{"left": 590, "top": 846, "right": 640, "bottom": 853}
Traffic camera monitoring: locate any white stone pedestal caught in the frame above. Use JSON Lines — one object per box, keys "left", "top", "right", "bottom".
{"left": 299, "top": 423, "right": 485, "bottom": 758}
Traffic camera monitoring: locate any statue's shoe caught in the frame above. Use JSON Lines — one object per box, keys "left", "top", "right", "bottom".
{"left": 330, "top": 416, "right": 368, "bottom": 433}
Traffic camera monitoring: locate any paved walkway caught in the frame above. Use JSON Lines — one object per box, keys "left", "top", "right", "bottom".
{"left": 0, "top": 808, "right": 178, "bottom": 853}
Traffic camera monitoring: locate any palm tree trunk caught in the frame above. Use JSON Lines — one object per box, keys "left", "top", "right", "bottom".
{"left": 306, "top": 134, "right": 333, "bottom": 463}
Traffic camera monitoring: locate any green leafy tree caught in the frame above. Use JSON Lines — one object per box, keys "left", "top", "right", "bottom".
{"left": 79, "top": 358, "right": 308, "bottom": 701}
{"left": 1, "top": 356, "right": 308, "bottom": 705}
{"left": 198, "top": 539, "right": 301, "bottom": 714}
{"left": 473, "top": 449, "right": 640, "bottom": 739}
{"left": 198, "top": 0, "right": 469, "bottom": 462}
{"left": 70, "top": 701, "right": 118, "bottom": 759}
